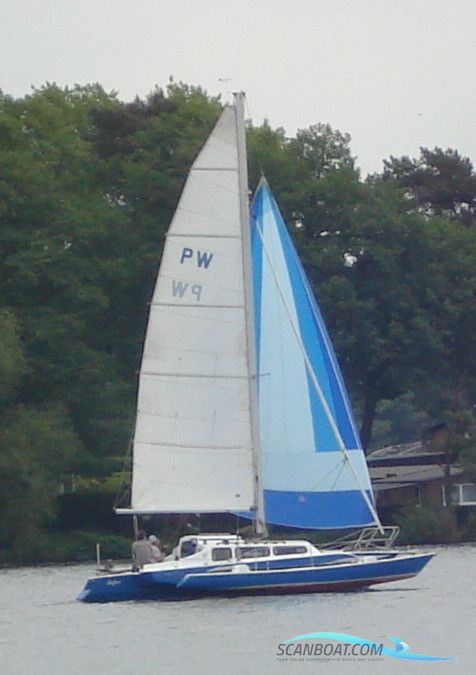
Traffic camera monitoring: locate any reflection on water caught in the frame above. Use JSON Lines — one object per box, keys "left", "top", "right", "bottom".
{"left": 0, "top": 545, "right": 473, "bottom": 674}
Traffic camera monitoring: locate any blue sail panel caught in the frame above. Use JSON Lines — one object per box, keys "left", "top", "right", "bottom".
{"left": 251, "top": 180, "right": 375, "bottom": 529}
{"left": 264, "top": 490, "right": 374, "bottom": 529}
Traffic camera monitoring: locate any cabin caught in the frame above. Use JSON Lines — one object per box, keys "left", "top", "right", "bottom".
{"left": 168, "top": 534, "right": 357, "bottom": 569}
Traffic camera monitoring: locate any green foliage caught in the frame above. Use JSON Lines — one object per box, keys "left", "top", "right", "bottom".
{"left": 0, "top": 404, "right": 83, "bottom": 546}
{"left": 74, "top": 471, "right": 125, "bottom": 494}
{"left": 289, "top": 123, "right": 355, "bottom": 179}
{"left": 383, "top": 147, "right": 476, "bottom": 225}
{"left": 370, "top": 393, "right": 432, "bottom": 450}
{"left": 461, "top": 512, "right": 476, "bottom": 542}
{"left": 0, "top": 308, "right": 27, "bottom": 406}
{"left": 0, "top": 530, "right": 130, "bottom": 565}
{"left": 395, "top": 506, "right": 460, "bottom": 545}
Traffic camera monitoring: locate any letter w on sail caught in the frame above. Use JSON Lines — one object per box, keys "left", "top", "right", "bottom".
{"left": 172, "top": 280, "right": 189, "bottom": 297}
{"left": 197, "top": 250, "right": 214, "bottom": 268}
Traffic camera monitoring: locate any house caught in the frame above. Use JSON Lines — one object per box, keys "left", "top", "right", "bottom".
{"left": 367, "top": 439, "right": 476, "bottom": 510}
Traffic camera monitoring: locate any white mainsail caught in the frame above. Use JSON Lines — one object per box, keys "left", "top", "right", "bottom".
{"left": 128, "top": 104, "right": 256, "bottom": 513}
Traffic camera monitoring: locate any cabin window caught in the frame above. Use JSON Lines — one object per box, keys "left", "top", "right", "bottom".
{"left": 236, "top": 546, "right": 270, "bottom": 559}
{"left": 180, "top": 540, "right": 198, "bottom": 558}
{"left": 273, "top": 546, "right": 308, "bottom": 556}
{"left": 211, "top": 548, "right": 232, "bottom": 561}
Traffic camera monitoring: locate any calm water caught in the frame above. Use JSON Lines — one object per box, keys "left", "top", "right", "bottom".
{"left": 0, "top": 545, "right": 474, "bottom": 674}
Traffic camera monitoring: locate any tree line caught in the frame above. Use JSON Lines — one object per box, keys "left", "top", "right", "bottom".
{"left": 0, "top": 82, "right": 474, "bottom": 549}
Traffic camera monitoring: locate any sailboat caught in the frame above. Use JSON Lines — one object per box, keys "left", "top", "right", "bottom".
{"left": 79, "top": 93, "right": 433, "bottom": 602}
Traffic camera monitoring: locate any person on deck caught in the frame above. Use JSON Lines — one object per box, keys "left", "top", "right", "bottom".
{"left": 132, "top": 530, "right": 153, "bottom": 570}
{"left": 148, "top": 535, "right": 164, "bottom": 562}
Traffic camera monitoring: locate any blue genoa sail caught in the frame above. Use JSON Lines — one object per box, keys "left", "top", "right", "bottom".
{"left": 251, "top": 179, "right": 375, "bottom": 529}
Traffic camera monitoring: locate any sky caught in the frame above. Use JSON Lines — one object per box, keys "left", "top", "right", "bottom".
{"left": 1, "top": 0, "right": 475, "bottom": 176}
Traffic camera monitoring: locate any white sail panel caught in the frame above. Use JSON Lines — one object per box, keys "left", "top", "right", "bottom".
{"left": 132, "top": 445, "right": 254, "bottom": 512}
{"left": 169, "top": 107, "right": 240, "bottom": 237}
{"left": 130, "top": 105, "right": 255, "bottom": 513}
{"left": 141, "top": 305, "right": 247, "bottom": 378}
{"left": 136, "top": 374, "right": 251, "bottom": 448}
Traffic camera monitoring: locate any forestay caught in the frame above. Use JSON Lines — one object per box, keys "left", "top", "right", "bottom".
{"left": 129, "top": 106, "right": 255, "bottom": 513}
{"left": 251, "top": 180, "right": 375, "bottom": 529}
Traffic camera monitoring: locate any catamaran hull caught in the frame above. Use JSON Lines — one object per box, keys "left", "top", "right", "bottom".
{"left": 77, "top": 573, "right": 190, "bottom": 603}
{"left": 78, "top": 553, "right": 433, "bottom": 603}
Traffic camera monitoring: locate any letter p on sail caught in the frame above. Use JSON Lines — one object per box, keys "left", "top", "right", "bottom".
{"left": 180, "top": 247, "right": 193, "bottom": 264}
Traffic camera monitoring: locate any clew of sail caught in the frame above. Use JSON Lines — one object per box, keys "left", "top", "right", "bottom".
{"left": 128, "top": 106, "right": 256, "bottom": 513}
{"left": 251, "top": 180, "right": 375, "bottom": 529}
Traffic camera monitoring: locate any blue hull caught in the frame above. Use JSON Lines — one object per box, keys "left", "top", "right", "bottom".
{"left": 176, "top": 554, "right": 433, "bottom": 595}
{"left": 78, "top": 572, "right": 193, "bottom": 603}
{"left": 79, "top": 553, "right": 433, "bottom": 603}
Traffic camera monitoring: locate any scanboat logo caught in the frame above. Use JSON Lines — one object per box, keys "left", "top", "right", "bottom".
{"left": 276, "top": 632, "right": 454, "bottom": 662}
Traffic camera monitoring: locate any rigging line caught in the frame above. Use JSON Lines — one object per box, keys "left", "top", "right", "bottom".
{"left": 306, "top": 458, "right": 349, "bottom": 493}
{"left": 254, "top": 216, "right": 384, "bottom": 534}
{"left": 329, "top": 458, "right": 348, "bottom": 492}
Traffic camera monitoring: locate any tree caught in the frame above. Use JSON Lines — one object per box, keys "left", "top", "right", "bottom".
{"left": 289, "top": 123, "right": 355, "bottom": 179}
{"left": 0, "top": 308, "right": 27, "bottom": 406}
{"left": 383, "top": 147, "right": 476, "bottom": 226}
{"left": 0, "top": 405, "right": 82, "bottom": 546}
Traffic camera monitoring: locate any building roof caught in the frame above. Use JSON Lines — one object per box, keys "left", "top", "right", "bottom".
{"left": 368, "top": 441, "right": 424, "bottom": 459}
{"left": 367, "top": 440, "right": 457, "bottom": 468}
{"left": 370, "top": 463, "right": 464, "bottom": 492}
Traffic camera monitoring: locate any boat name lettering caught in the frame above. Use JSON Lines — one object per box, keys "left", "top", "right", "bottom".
{"left": 180, "top": 246, "right": 214, "bottom": 269}
{"left": 172, "top": 280, "right": 203, "bottom": 302}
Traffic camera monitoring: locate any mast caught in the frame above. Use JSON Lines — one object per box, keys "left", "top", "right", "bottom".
{"left": 234, "top": 92, "right": 267, "bottom": 537}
